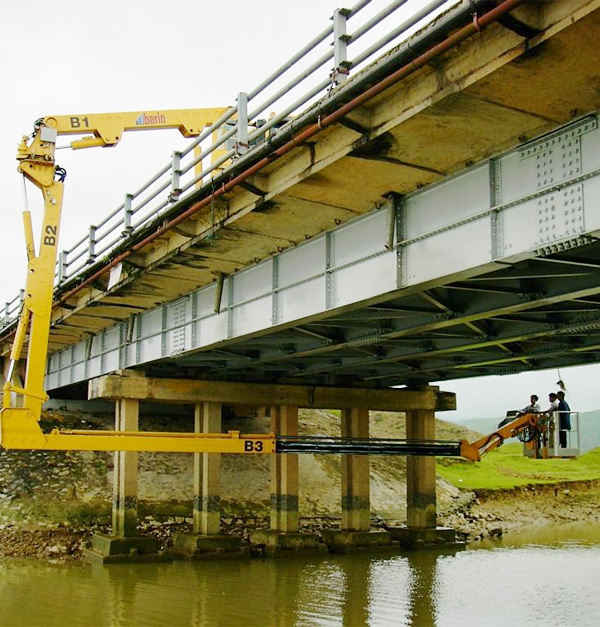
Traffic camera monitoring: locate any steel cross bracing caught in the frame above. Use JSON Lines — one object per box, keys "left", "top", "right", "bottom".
{"left": 45, "top": 112, "right": 600, "bottom": 391}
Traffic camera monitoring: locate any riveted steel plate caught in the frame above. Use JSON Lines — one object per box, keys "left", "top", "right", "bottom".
{"left": 231, "top": 295, "right": 272, "bottom": 337}
{"left": 331, "top": 251, "right": 397, "bottom": 307}
{"left": 404, "top": 164, "right": 490, "bottom": 240}
{"left": 279, "top": 276, "right": 326, "bottom": 324}
{"left": 405, "top": 217, "right": 492, "bottom": 285}
{"left": 233, "top": 260, "right": 273, "bottom": 303}
{"left": 166, "top": 297, "right": 190, "bottom": 355}
{"left": 333, "top": 210, "right": 388, "bottom": 267}
{"left": 279, "top": 237, "right": 325, "bottom": 288}
{"left": 138, "top": 308, "right": 163, "bottom": 362}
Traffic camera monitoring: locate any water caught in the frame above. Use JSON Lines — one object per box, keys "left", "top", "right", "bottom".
{"left": 1, "top": 523, "right": 599, "bottom": 627}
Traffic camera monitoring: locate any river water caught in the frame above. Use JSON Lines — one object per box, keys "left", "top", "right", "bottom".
{"left": 1, "top": 522, "right": 599, "bottom": 627}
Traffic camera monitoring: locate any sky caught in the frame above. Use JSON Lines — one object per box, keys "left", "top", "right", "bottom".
{"left": 2, "top": 0, "right": 600, "bottom": 420}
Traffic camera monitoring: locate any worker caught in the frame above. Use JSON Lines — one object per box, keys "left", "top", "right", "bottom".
{"left": 498, "top": 394, "right": 541, "bottom": 428}
{"left": 556, "top": 391, "right": 572, "bottom": 448}
{"left": 543, "top": 392, "right": 559, "bottom": 414}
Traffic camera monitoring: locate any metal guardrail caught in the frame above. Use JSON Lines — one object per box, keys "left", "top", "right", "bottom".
{"left": 0, "top": 0, "right": 457, "bottom": 332}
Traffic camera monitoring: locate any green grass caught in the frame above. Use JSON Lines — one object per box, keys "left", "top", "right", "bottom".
{"left": 437, "top": 444, "right": 600, "bottom": 490}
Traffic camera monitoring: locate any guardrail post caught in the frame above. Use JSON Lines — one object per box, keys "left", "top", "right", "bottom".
{"left": 169, "top": 151, "right": 182, "bottom": 202}
{"left": 123, "top": 194, "right": 133, "bottom": 235}
{"left": 4, "top": 303, "right": 9, "bottom": 325}
{"left": 88, "top": 225, "right": 97, "bottom": 262}
{"left": 235, "top": 92, "right": 249, "bottom": 157}
{"left": 58, "top": 250, "right": 68, "bottom": 284}
{"left": 332, "top": 8, "right": 351, "bottom": 86}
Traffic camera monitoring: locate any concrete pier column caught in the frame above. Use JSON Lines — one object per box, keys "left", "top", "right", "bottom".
{"left": 270, "top": 405, "right": 299, "bottom": 533}
{"left": 112, "top": 398, "right": 139, "bottom": 537}
{"left": 193, "top": 401, "right": 222, "bottom": 535}
{"left": 341, "top": 408, "right": 370, "bottom": 532}
{"left": 406, "top": 409, "right": 436, "bottom": 529}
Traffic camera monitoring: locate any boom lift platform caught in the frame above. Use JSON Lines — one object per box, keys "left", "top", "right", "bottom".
{"left": 0, "top": 113, "right": 554, "bottom": 462}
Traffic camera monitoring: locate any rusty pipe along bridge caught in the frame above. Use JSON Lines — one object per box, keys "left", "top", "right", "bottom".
{"left": 2, "top": 0, "right": 600, "bottom": 397}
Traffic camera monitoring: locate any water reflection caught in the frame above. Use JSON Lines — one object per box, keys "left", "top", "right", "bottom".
{"left": 1, "top": 524, "right": 600, "bottom": 626}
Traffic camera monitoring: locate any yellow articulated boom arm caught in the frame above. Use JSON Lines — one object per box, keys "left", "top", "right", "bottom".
{"left": 34, "top": 108, "right": 228, "bottom": 150}
{"left": 2, "top": 108, "right": 279, "bottom": 456}
{"left": 459, "top": 412, "right": 541, "bottom": 462}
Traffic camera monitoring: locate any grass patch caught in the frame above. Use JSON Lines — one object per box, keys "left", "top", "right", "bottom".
{"left": 437, "top": 444, "right": 600, "bottom": 490}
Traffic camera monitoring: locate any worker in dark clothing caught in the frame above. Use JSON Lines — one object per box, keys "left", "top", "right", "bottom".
{"left": 556, "top": 390, "right": 571, "bottom": 448}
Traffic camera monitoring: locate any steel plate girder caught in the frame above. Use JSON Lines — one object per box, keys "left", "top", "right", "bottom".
{"left": 46, "top": 114, "right": 600, "bottom": 390}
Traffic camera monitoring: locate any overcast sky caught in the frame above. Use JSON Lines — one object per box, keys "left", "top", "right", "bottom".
{"left": 2, "top": 0, "right": 599, "bottom": 421}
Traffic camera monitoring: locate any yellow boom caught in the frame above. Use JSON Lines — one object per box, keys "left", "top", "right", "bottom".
{"left": 1, "top": 109, "right": 278, "bottom": 455}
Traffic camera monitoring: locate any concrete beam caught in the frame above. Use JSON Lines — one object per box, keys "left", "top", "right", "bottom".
{"left": 89, "top": 371, "right": 455, "bottom": 412}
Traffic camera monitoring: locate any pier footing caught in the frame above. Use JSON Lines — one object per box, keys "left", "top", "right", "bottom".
{"left": 172, "top": 533, "right": 250, "bottom": 560}
{"left": 321, "top": 529, "right": 392, "bottom": 553}
{"left": 388, "top": 526, "right": 464, "bottom": 550}
{"left": 249, "top": 530, "right": 327, "bottom": 556}
{"left": 84, "top": 533, "right": 171, "bottom": 564}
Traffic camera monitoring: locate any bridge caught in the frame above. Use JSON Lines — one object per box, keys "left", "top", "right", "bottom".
{"left": 2, "top": 0, "right": 599, "bottom": 558}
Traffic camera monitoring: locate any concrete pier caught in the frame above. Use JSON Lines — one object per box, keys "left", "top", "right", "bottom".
{"left": 341, "top": 408, "right": 370, "bottom": 532}
{"left": 250, "top": 404, "right": 325, "bottom": 556}
{"left": 406, "top": 408, "right": 437, "bottom": 530}
{"left": 194, "top": 401, "right": 222, "bottom": 535}
{"left": 112, "top": 398, "right": 139, "bottom": 537}
{"left": 85, "top": 398, "right": 166, "bottom": 564}
{"left": 401, "top": 401, "right": 460, "bottom": 548}
{"left": 324, "top": 408, "right": 392, "bottom": 553}
{"left": 270, "top": 404, "right": 299, "bottom": 533}
{"left": 88, "top": 372, "right": 458, "bottom": 558}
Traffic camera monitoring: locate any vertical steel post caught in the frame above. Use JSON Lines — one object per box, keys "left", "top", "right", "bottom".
{"left": 123, "top": 193, "right": 133, "bottom": 234}
{"left": 332, "top": 8, "right": 351, "bottom": 86}
{"left": 236, "top": 92, "right": 249, "bottom": 156}
{"left": 170, "top": 151, "right": 182, "bottom": 202}
{"left": 88, "top": 225, "right": 97, "bottom": 262}
{"left": 58, "top": 250, "right": 68, "bottom": 284}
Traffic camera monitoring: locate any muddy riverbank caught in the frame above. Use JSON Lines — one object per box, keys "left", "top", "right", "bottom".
{"left": 1, "top": 479, "right": 599, "bottom": 560}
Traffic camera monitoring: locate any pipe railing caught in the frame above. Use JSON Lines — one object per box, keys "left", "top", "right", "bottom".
{"left": 1, "top": 0, "right": 463, "bottom": 331}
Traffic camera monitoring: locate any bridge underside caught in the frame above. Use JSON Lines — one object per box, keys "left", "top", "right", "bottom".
{"left": 138, "top": 243, "right": 600, "bottom": 387}
{"left": 4, "top": 0, "right": 600, "bottom": 394}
